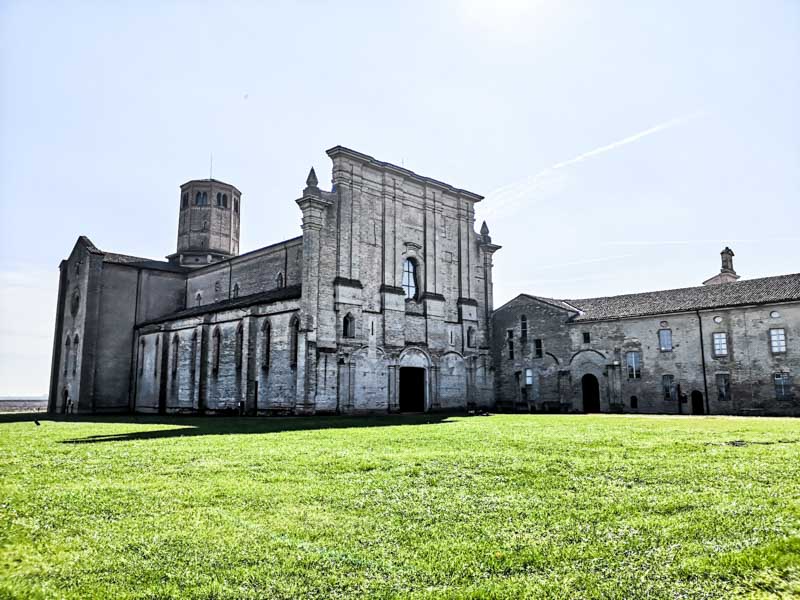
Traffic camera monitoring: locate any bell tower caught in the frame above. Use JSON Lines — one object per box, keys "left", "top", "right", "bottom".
{"left": 167, "top": 179, "right": 241, "bottom": 267}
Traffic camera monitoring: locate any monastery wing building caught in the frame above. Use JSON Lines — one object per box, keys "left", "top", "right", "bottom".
{"left": 48, "top": 146, "right": 798, "bottom": 417}
{"left": 493, "top": 249, "right": 800, "bottom": 417}
{"left": 48, "top": 147, "right": 500, "bottom": 415}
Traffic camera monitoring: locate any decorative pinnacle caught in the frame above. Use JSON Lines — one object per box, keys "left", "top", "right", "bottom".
{"left": 306, "top": 167, "right": 318, "bottom": 188}
{"left": 480, "top": 221, "right": 490, "bottom": 236}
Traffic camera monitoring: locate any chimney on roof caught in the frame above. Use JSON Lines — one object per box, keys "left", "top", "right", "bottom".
{"left": 702, "top": 246, "right": 740, "bottom": 286}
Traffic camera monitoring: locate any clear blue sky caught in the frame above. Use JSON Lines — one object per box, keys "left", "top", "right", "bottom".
{"left": 1, "top": 1, "right": 798, "bottom": 396}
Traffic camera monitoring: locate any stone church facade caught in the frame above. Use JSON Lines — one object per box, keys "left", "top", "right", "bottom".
{"left": 48, "top": 146, "right": 499, "bottom": 415}
{"left": 48, "top": 146, "right": 798, "bottom": 417}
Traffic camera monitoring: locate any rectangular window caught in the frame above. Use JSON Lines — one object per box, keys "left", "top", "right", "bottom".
{"left": 662, "top": 374, "right": 675, "bottom": 401}
{"left": 583, "top": 332, "right": 591, "bottom": 344}
{"left": 770, "top": 328, "right": 787, "bottom": 353}
{"left": 508, "top": 340, "right": 514, "bottom": 360}
{"left": 716, "top": 373, "right": 731, "bottom": 401}
{"left": 658, "top": 329, "right": 673, "bottom": 352}
{"left": 525, "top": 368, "right": 534, "bottom": 386}
{"left": 534, "top": 339, "right": 543, "bottom": 358}
{"left": 712, "top": 332, "right": 728, "bottom": 357}
{"left": 626, "top": 351, "right": 642, "bottom": 379}
{"left": 774, "top": 372, "right": 793, "bottom": 400}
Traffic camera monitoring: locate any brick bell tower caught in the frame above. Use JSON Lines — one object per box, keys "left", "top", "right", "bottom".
{"left": 167, "top": 179, "right": 242, "bottom": 267}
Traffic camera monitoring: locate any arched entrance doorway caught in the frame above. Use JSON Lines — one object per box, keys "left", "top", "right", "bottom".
{"left": 581, "top": 374, "right": 600, "bottom": 413}
{"left": 399, "top": 367, "right": 425, "bottom": 412}
{"left": 691, "top": 390, "right": 704, "bottom": 415}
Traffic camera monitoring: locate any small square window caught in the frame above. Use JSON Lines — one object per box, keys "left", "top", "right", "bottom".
{"left": 774, "top": 372, "right": 793, "bottom": 400}
{"left": 712, "top": 332, "right": 728, "bottom": 357}
{"left": 716, "top": 373, "right": 731, "bottom": 401}
{"left": 770, "top": 328, "right": 786, "bottom": 353}
{"left": 583, "top": 332, "right": 591, "bottom": 344}
{"left": 525, "top": 368, "right": 534, "bottom": 386}
{"left": 627, "top": 351, "right": 642, "bottom": 379}
{"left": 658, "top": 329, "right": 672, "bottom": 352}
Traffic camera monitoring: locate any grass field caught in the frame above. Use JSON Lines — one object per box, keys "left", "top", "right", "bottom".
{"left": 1, "top": 413, "right": 798, "bottom": 599}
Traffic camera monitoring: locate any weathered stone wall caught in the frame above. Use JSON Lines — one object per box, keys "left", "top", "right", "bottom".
{"left": 493, "top": 296, "right": 800, "bottom": 416}
{"left": 186, "top": 239, "right": 302, "bottom": 308}
{"left": 134, "top": 297, "right": 301, "bottom": 414}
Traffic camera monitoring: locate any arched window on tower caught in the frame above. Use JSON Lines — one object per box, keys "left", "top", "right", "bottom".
{"left": 201, "top": 191, "right": 208, "bottom": 205}
{"left": 402, "top": 258, "right": 418, "bottom": 300}
{"left": 232, "top": 283, "right": 240, "bottom": 298}
{"left": 290, "top": 315, "right": 300, "bottom": 369}
{"left": 182, "top": 194, "right": 188, "bottom": 209}
{"left": 234, "top": 198, "right": 239, "bottom": 213}
{"left": 171, "top": 334, "right": 179, "bottom": 376}
{"left": 195, "top": 292, "right": 202, "bottom": 307}
{"left": 216, "top": 192, "right": 222, "bottom": 206}
{"left": 195, "top": 192, "right": 202, "bottom": 206}
{"left": 343, "top": 313, "right": 355, "bottom": 338}
{"left": 235, "top": 323, "right": 244, "bottom": 371}
{"left": 222, "top": 193, "right": 228, "bottom": 208}
{"left": 72, "top": 334, "right": 79, "bottom": 376}
{"left": 261, "top": 319, "right": 271, "bottom": 372}
{"left": 212, "top": 327, "right": 221, "bottom": 374}
{"left": 64, "top": 336, "right": 71, "bottom": 376}
{"left": 520, "top": 315, "right": 528, "bottom": 344}
{"left": 276, "top": 272, "right": 284, "bottom": 289}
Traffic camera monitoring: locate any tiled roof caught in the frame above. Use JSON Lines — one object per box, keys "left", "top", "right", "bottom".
{"left": 138, "top": 285, "right": 302, "bottom": 327}
{"left": 563, "top": 273, "right": 800, "bottom": 322}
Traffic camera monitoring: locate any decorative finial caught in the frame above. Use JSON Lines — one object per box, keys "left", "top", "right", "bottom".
{"left": 306, "top": 167, "right": 318, "bottom": 188}
{"left": 480, "top": 221, "right": 490, "bottom": 236}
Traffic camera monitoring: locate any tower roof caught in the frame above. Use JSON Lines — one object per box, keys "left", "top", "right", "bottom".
{"left": 179, "top": 178, "right": 242, "bottom": 195}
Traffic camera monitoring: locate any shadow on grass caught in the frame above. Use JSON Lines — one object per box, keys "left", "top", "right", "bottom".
{"left": 0, "top": 412, "right": 458, "bottom": 444}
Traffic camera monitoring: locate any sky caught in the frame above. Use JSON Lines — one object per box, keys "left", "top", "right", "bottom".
{"left": 1, "top": 0, "right": 798, "bottom": 396}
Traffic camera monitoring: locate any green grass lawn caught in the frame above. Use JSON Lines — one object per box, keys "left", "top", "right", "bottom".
{"left": 1, "top": 413, "right": 798, "bottom": 599}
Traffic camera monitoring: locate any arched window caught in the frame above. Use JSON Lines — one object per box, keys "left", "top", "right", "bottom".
{"left": 64, "top": 336, "right": 71, "bottom": 376}
{"left": 232, "top": 283, "right": 240, "bottom": 298}
{"left": 520, "top": 315, "right": 528, "bottom": 343}
{"left": 261, "top": 320, "right": 271, "bottom": 371}
{"left": 182, "top": 194, "right": 188, "bottom": 209}
{"left": 190, "top": 331, "right": 197, "bottom": 374}
{"left": 234, "top": 198, "right": 239, "bottom": 213}
{"left": 195, "top": 191, "right": 202, "bottom": 206}
{"left": 467, "top": 327, "right": 476, "bottom": 348}
{"left": 290, "top": 316, "right": 300, "bottom": 369}
{"left": 202, "top": 220, "right": 208, "bottom": 232}
{"left": 402, "top": 258, "right": 418, "bottom": 300}
{"left": 195, "top": 292, "right": 202, "bottom": 307}
{"left": 72, "top": 334, "right": 79, "bottom": 376}
{"left": 171, "top": 334, "right": 179, "bottom": 375}
{"left": 276, "top": 272, "right": 284, "bottom": 288}
{"left": 212, "top": 327, "right": 221, "bottom": 374}
{"left": 235, "top": 323, "right": 244, "bottom": 371}
{"left": 154, "top": 336, "right": 159, "bottom": 376}
{"left": 343, "top": 313, "right": 355, "bottom": 338}
{"left": 216, "top": 192, "right": 222, "bottom": 206}
{"left": 222, "top": 194, "right": 228, "bottom": 208}
{"left": 201, "top": 191, "right": 208, "bottom": 205}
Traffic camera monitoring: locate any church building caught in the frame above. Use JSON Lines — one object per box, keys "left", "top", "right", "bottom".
{"left": 48, "top": 146, "right": 499, "bottom": 415}
{"left": 48, "top": 146, "right": 798, "bottom": 416}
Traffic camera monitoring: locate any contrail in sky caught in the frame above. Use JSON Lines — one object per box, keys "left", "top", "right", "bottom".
{"left": 484, "top": 112, "right": 704, "bottom": 218}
